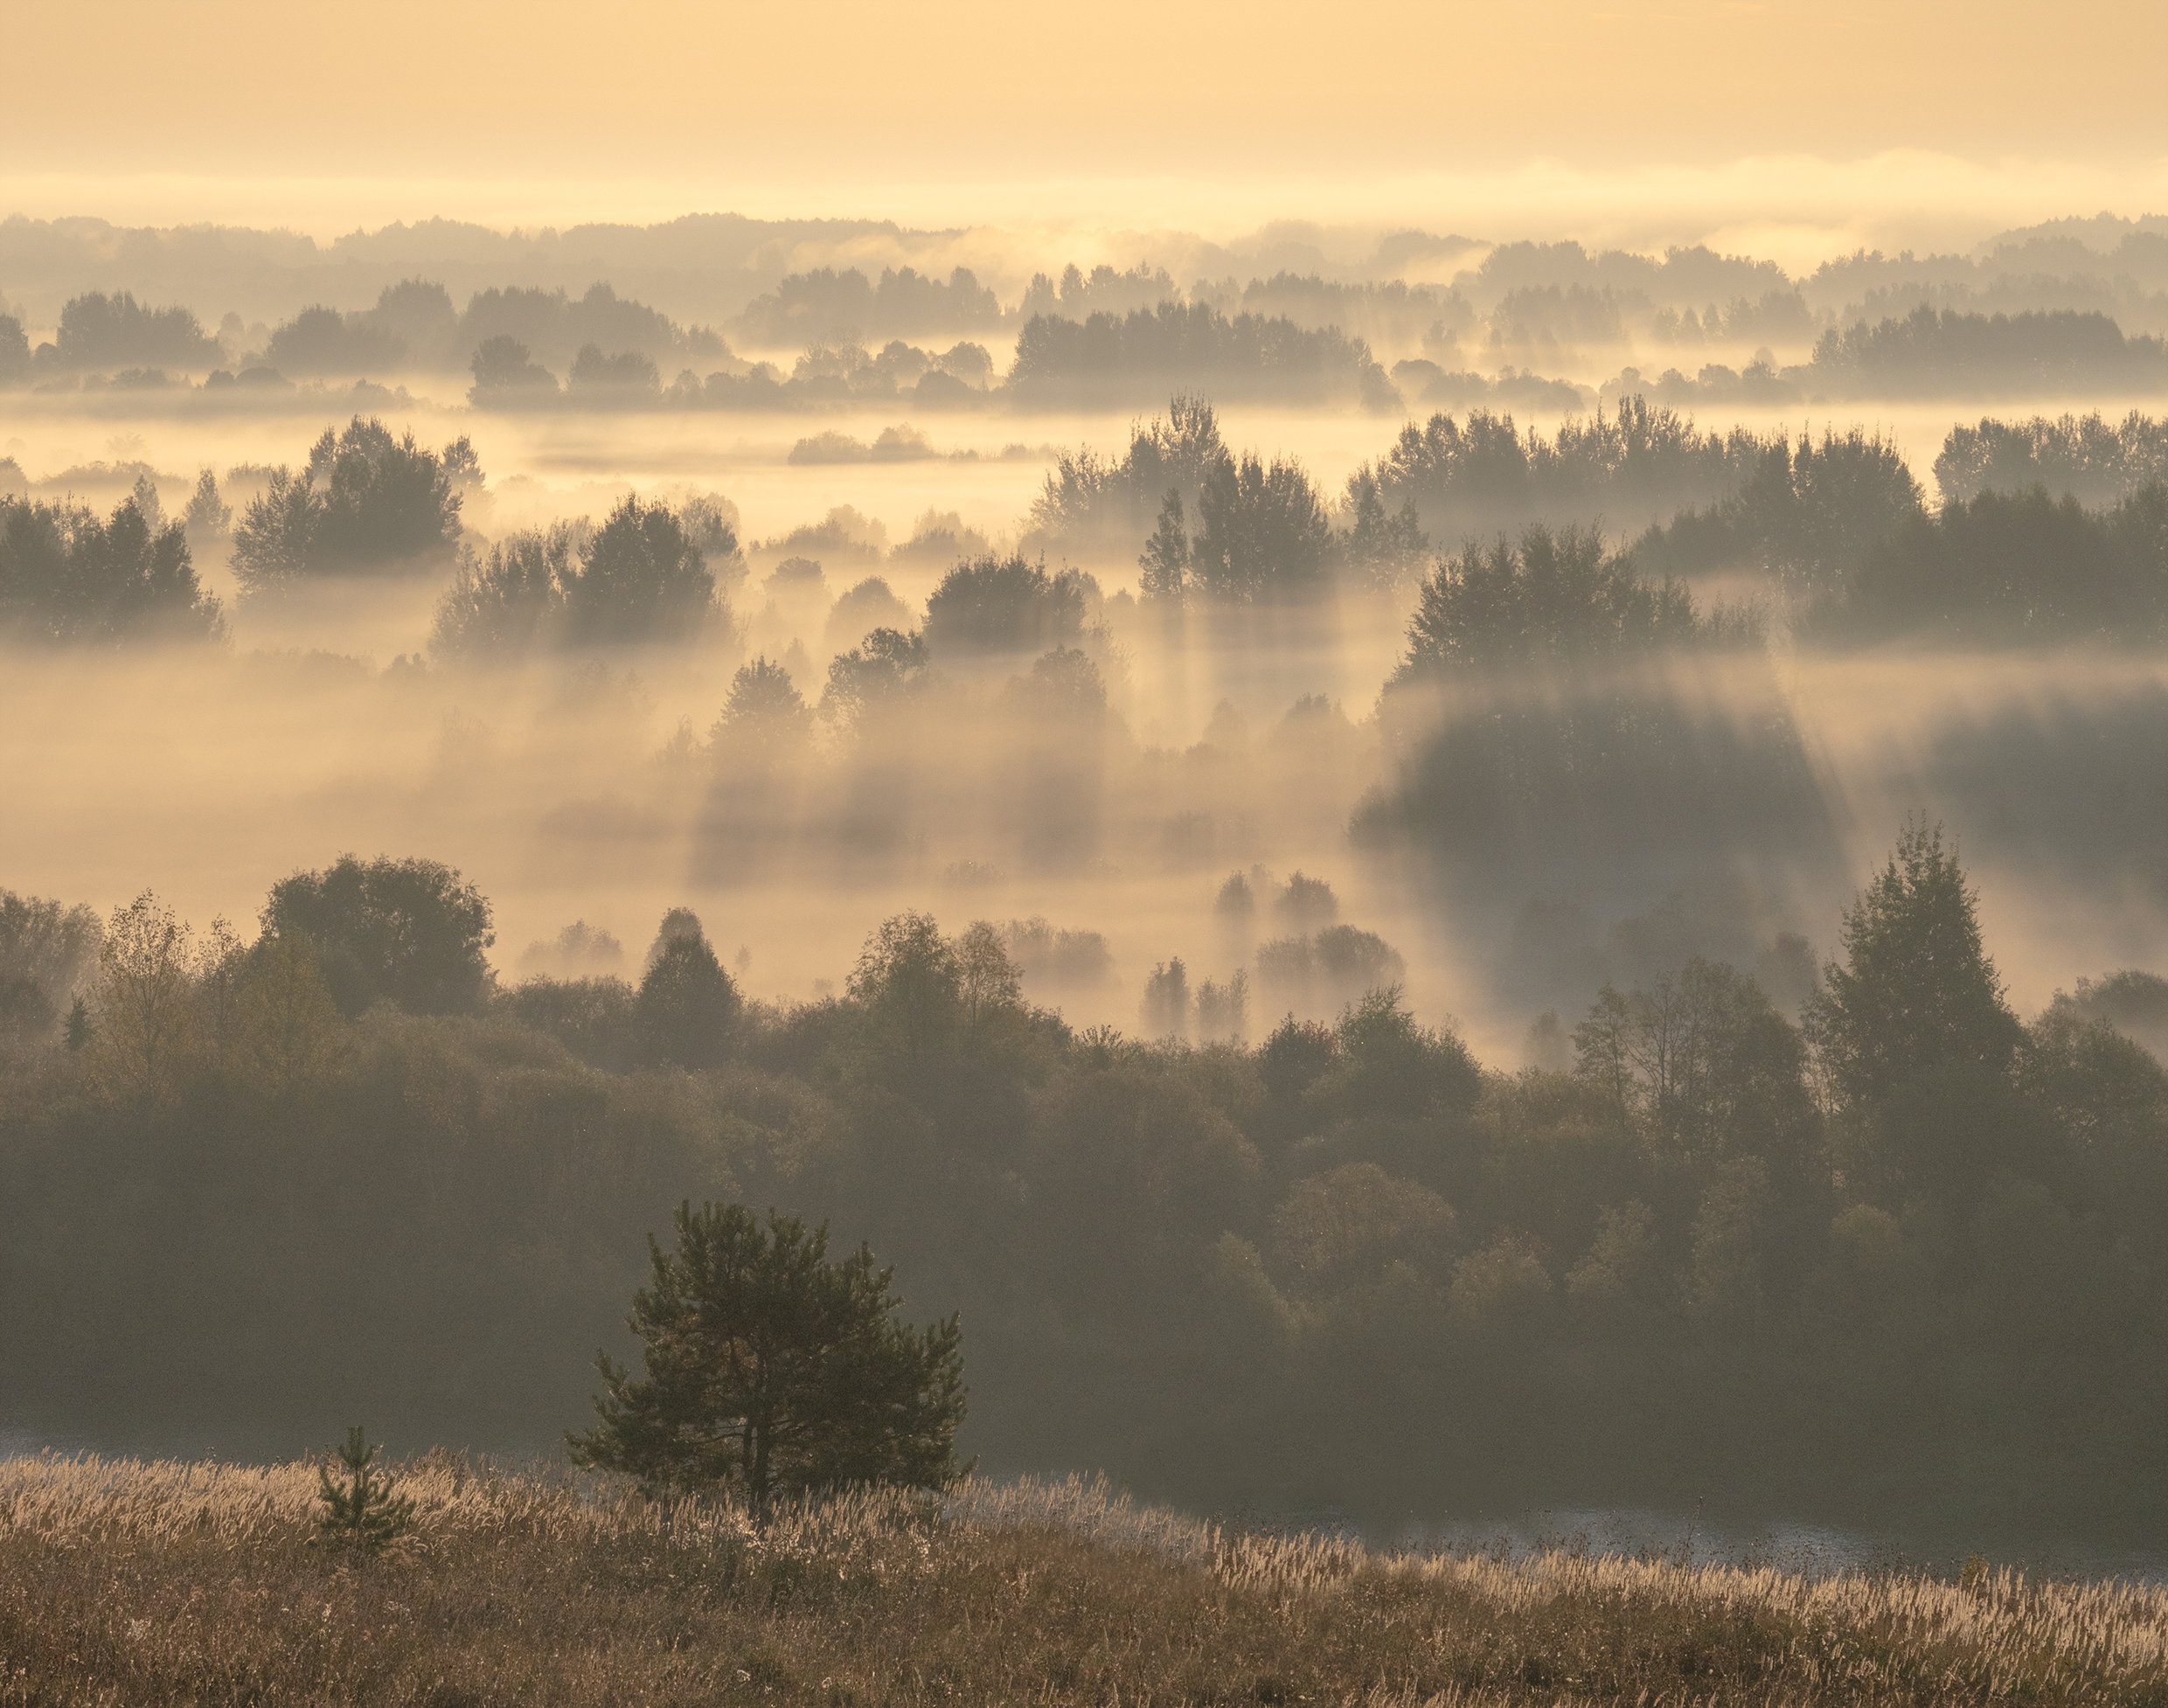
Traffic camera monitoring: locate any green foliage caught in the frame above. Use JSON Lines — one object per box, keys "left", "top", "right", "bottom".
{"left": 262, "top": 854, "right": 496, "bottom": 1017}
{"left": 570, "top": 1202, "right": 967, "bottom": 1501}
{"left": 5, "top": 866, "right": 2167, "bottom": 1539}
{"left": 315, "top": 1426, "right": 416, "bottom": 1552}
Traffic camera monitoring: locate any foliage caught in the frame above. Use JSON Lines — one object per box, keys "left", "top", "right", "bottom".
{"left": 1935, "top": 410, "right": 2168, "bottom": 507}
{"left": 232, "top": 416, "right": 466, "bottom": 589}
{"left": 1396, "top": 523, "right": 1748, "bottom": 681}
{"left": 1630, "top": 427, "right": 1925, "bottom": 604}
{"left": 430, "top": 524, "right": 580, "bottom": 657}
{"left": 469, "top": 333, "right": 559, "bottom": 399}
{"left": 44, "top": 291, "right": 220, "bottom": 371}
{"left": 709, "top": 656, "right": 814, "bottom": 759}
{"left": 570, "top": 1203, "right": 967, "bottom": 1500}
{"left": 1806, "top": 482, "right": 2168, "bottom": 646}
{"left": 923, "top": 554, "right": 1095, "bottom": 654}
{"left": 314, "top": 1426, "right": 415, "bottom": 1552}
{"left": 637, "top": 932, "right": 741, "bottom": 1068}
{"left": 1189, "top": 450, "right": 1335, "bottom": 604}
{"left": 432, "top": 496, "right": 729, "bottom": 656}
{"left": 0, "top": 495, "right": 225, "bottom": 642}
{"left": 820, "top": 628, "right": 931, "bottom": 728}
{"left": 1370, "top": 396, "right": 1775, "bottom": 545}
{"left": 1806, "top": 819, "right": 2024, "bottom": 1114}
{"left": 3, "top": 844, "right": 2166, "bottom": 1540}
{"left": 561, "top": 496, "right": 716, "bottom": 644}
{"left": 1008, "top": 302, "right": 1396, "bottom": 409}
{"left": 262, "top": 854, "right": 496, "bottom": 1017}
{"left": 0, "top": 888, "right": 104, "bottom": 1010}
{"left": 1810, "top": 303, "right": 2168, "bottom": 394}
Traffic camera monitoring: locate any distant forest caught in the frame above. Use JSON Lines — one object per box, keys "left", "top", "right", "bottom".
{"left": 8, "top": 208, "right": 2168, "bottom": 409}
{"left": 10, "top": 400, "right": 2168, "bottom": 649}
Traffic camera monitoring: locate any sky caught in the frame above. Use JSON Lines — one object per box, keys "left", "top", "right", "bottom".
{"left": 3, "top": 0, "right": 2165, "bottom": 252}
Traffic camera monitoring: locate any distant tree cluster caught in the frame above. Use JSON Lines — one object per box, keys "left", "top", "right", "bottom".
{"left": 1629, "top": 427, "right": 1925, "bottom": 604}
{"left": 471, "top": 332, "right": 994, "bottom": 413}
{"left": 1810, "top": 304, "right": 2168, "bottom": 395}
{"left": 1008, "top": 302, "right": 1398, "bottom": 410}
{"left": 1366, "top": 397, "right": 1782, "bottom": 547}
{"left": 1808, "top": 483, "right": 2168, "bottom": 647}
{"left": 0, "top": 492, "right": 224, "bottom": 642}
{"left": 1934, "top": 410, "right": 2168, "bottom": 506}
{"left": 22, "top": 290, "right": 222, "bottom": 375}
{"left": 732, "top": 265, "right": 1004, "bottom": 346}
{"left": 1031, "top": 397, "right": 1339, "bottom": 603}
{"left": 1364, "top": 523, "right": 1823, "bottom": 899}
{"left": 1395, "top": 524, "right": 1755, "bottom": 682}
{"left": 431, "top": 495, "right": 727, "bottom": 656}
{"left": 922, "top": 555, "right": 1099, "bottom": 656}
{"left": 232, "top": 416, "right": 475, "bottom": 592}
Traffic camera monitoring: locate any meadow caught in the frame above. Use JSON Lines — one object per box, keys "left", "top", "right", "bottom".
{"left": 3, "top": 1452, "right": 2165, "bottom": 1705}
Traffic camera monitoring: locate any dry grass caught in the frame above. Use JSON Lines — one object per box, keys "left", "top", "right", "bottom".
{"left": 2, "top": 1452, "right": 2165, "bottom": 1705}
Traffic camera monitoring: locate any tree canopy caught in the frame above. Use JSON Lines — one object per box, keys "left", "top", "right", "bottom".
{"left": 1806, "top": 820, "right": 2023, "bottom": 1113}
{"left": 570, "top": 1203, "right": 966, "bottom": 1501}
{"left": 232, "top": 417, "right": 469, "bottom": 590}
{"left": 261, "top": 854, "right": 495, "bottom": 1017}
{"left": 0, "top": 496, "right": 224, "bottom": 643}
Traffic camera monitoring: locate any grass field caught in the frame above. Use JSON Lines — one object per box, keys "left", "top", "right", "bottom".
{"left": 2, "top": 1452, "right": 2165, "bottom": 1705}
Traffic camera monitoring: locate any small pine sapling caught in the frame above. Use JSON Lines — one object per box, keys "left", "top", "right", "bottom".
{"left": 316, "top": 1426, "right": 416, "bottom": 1552}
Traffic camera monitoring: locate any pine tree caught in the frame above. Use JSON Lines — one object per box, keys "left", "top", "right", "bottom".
{"left": 571, "top": 1203, "right": 967, "bottom": 1503}
{"left": 315, "top": 1426, "right": 416, "bottom": 1552}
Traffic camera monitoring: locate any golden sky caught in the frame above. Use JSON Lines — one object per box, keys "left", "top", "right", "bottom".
{"left": 3, "top": 0, "right": 2164, "bottom": 242}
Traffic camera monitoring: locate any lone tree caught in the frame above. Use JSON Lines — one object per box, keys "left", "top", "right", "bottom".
{"left": 315, "top": 1426, "right": 415, "bottom": 1552}
{"left": 570, "top": 1203, "right": 966, "bottom": 1502}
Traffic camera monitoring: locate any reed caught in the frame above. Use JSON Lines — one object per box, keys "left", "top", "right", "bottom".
{"left": 2, "top": 1451, "right": 2163, "bottom": 1704}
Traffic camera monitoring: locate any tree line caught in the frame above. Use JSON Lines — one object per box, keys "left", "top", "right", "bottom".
{"left": 1, "top": 818, "right": 2162, "bottom": 1537}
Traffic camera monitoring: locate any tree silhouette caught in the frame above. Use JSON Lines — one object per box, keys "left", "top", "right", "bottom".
{"left": 1807, "top": 820, "right": 2023, "bottom": 1113}
{"left": 571, "top": 1203, "right": 966, "bottom": 1502}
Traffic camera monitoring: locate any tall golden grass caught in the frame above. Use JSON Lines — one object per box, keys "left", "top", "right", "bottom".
{"left": 2, "top": 1451, "right": 2164, "bottom": 1703}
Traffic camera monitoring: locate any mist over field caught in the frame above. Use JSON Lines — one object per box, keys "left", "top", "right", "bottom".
{"left": 8, "top": 190, "right": 2168, "bottom": 1573}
